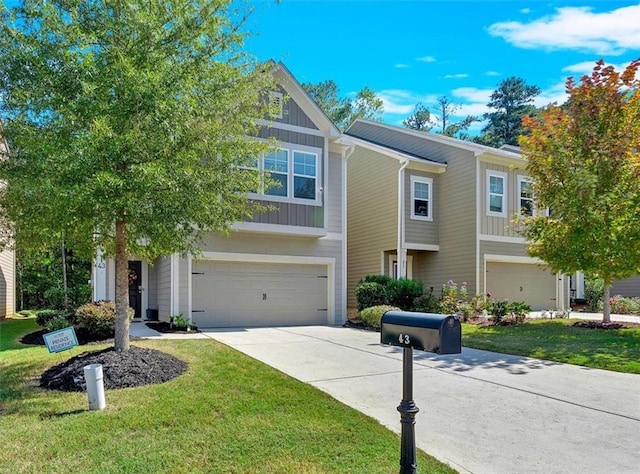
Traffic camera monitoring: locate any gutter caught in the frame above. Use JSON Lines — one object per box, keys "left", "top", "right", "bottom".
{"left": 397, "top": 159, "right": 409, "bottom": 279}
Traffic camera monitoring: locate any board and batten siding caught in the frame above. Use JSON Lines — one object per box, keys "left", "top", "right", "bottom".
{"left": 198, "top": 232, "right": 344, "bottom": 323}
{"left": 155, "top": 257, "right": 172, "bottom": 321}
{"left": 480, "top": 161, "right": 528, "bottom": 238}
{"left": 404, "top": 170, "right": 439, "bottom": 246}
{"left": 427, "top": 148, "right": 477, "bottom": 296}
{"left": 266, "top": 87, "right": 319, "bottom": 130}
{"left": 0, "top": 249, "right": 15, "bottom": 318}
{"left": 346, "top": 148, "right": 399, "bottom": 308}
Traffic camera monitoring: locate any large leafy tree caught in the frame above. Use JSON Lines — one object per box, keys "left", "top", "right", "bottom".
{"left": 0, "top": 0, "right": 277, "bottom": 350}
{"left": 476, "top": 76, "right": 540, "bottom": 147}
{"left": 302, "top": 80, "right": 383, "bottom": 130}
{"left": 519, "top": 60, "right": 640, "bottom": 323}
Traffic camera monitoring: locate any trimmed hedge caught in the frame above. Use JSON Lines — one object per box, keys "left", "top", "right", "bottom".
{"left": 359, "top": 305, "right": 401, "bottom": 329}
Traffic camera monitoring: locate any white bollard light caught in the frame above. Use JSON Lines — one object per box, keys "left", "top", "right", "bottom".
{"left": 83, "top": 364, "right": 106, "bottom": 410}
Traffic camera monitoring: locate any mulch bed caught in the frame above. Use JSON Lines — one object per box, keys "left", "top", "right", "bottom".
{"left": 39, "top": 346, "right": 188, "bottom": 392}
{"left": 20, "top": 328, "right": 123, "bottom": 346}
{"left": 145, "top": 322, "right": 199, "bottom": 333}
{"left": 571, "top": 320, "right": 640, "bottom": 330}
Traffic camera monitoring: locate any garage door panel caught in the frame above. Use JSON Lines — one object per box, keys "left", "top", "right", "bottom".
{"left": 486, "top": 262, "right": 556, "bottom": 311}
{"left": 192, "top": 261, "right": 328, "bottom": 327}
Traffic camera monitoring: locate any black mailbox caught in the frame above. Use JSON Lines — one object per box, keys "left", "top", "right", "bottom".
{"left": 381, "top": 311, "right": 461, "bottom": 354}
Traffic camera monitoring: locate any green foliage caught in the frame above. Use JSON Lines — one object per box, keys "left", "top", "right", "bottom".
{"left": 359, "top": 305, "right": 401, "bottom": 329}
{"left": 355, "top": 282, "right": 389, "bottom": 312}
{"left": 609, "top": 296, "right": 640, "bottom": 315}
{"left": 360, "top": 274, "right": 394, "bottom": 286}
{"left": 439, "top": 280, "right": 468, "bottom": 314}
{"left": 403, "top": 103, "right": 432, "bottom": 132}
{"left": 45, "top": 316, "right": 72, "bottom": 333}
{"left": 433, "top": 96, "right": 479, "bottom": 140}
{"left": 170, "top": 313, "right": 194, "bottom": 330}
{"left": 302, "top": 80, "right": 383, "bottom": 130}
{"left": 412, "top": 288, "right": 439, "bottom": 313}
{"left": 74, "top": 301, "right": 132, "bottom": 340}
{"left": 387, "top": 278, "right": 423, "bottom": 311}
{"left": 35, "top": 309, "right": 62, "bottom": 328}
{"left": 506, "top": 301, "right": 532, "bottom": 323}
{"left": 584, "top": 277, "right": 605, "bottom": 312}
{"left": 520, "top": 60, "right": 640, "bottom": 322}
{"left": 476, "top": 76, "right": 541, "bottom": 147}
{"left": 488, "top": 299, "right": 509, "bottom": 324}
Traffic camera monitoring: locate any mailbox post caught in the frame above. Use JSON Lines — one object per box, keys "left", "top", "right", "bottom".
{"left": 381, "top": 311, "right": 462, "bottom": 474}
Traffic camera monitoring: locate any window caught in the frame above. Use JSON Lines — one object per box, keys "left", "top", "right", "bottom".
{"left": 249, "top": 144, "right": 320, "bottom": 204}
{"left": 410, "top": 176, "right": 433, "bottom": 221}
{"left": 518, "top": 176, "right": 534, "bottom": 217}
{"left": 487, "top": 171, "right": 507, "bottom": 217}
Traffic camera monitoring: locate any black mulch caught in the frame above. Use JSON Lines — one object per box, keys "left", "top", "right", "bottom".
{"left": 145, "top": 322, "right": 199, "bottom": 333}
{"left": 40, "top": 346, "right": 188, "bottom": 392}
{"left": 20, "top": 329, "right": 127, "bottom": 347}
{"left": 571, "top": 320, "right": 637, "bottom": 330}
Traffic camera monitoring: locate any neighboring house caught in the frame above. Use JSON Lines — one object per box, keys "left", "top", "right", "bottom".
{"left": 610, "top": 276, "right": 640, "bottom": 299}
{"left": 345, "top": 119, "right": 569, "bottom": 312}
{"left": 0, "top": 132, "right": 16, "bottom": 319}
{"left": 92, "top": 63, "right": 350, "bottom": 327}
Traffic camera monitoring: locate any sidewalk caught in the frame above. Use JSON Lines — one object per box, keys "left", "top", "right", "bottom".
{"left": 529, "top": 310, "right": 640, "bottom": 324}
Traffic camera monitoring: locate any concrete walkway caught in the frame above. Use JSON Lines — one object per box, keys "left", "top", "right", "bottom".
{"left": 131, "top": 321, "right": 640, "bottom": 473}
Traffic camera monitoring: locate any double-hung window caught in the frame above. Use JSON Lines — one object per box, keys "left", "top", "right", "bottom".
{"left": 487, "top": 171, "right": 507, "bottom": 217}
{"left": 248, "top": 144, "right": 321, "bottom": 205}
{"left": 410, "top": 176, "right": 433, "bottom": 221}
{"left": 517, "top": 175, "right": 534, "bottom": 217}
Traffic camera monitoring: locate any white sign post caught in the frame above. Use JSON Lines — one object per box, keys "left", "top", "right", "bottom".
{"left": 42, "top": 327, "right": 79, "bottom": 353}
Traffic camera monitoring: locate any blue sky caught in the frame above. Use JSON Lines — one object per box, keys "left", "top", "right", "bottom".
{"left": 244, "top": 0, "right": 640, "bottom": 132}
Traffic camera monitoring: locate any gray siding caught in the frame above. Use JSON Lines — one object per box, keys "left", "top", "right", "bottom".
{"left": 266, "top": 87, "right": 318, "bottom": 130}
{"left": 147, "top": 262, "right": 158, "bottom": 310}
{"left": 0, "top": 249, "right": 14, "bottom": 317}
{"left": 179, "top": 257, "right": 189, "bottom": 316}
{"left": 611, "top": 276, "right": 640, "bottom": 297}
{"left": 480, "top": 161, "right": 528, "bottom": 237}
{"left": 326, "top": 152, "right": 344, "bottom": 234}
{"left": 346, "top": 148, "right": 399, "bottom": 308}
{"left": 156, "top": 257, "right": 172, "bottom": 321}
{"left": 404, "top": 170, "right": 439, "bottom": 246}
{"left": 258, "top": 128, "right": 324, "bottom": 148}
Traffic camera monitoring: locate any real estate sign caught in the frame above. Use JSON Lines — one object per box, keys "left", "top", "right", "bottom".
{"left": 43, "top": 327, "right": 79, "bottom": 353}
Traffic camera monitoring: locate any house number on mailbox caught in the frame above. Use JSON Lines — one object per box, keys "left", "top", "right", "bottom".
{"left": 399, "top": 334, "right": 411, "bottom": 345}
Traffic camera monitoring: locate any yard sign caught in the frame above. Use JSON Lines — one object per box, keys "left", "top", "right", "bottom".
{"left": 43, "top": 327, "right": 79, "bottom": 353}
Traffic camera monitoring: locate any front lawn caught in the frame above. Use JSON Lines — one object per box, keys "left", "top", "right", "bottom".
{"left": 462, "top": 319, "right": 640, "bottom": 374}
{"left": 0, "top": 317, "right": 456, "bottom": 474}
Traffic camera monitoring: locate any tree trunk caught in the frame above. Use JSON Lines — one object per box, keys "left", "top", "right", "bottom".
{"left": 114, "top": 219, "right": 130, "bottom": 352}
{"left": 602, "top": 282, "right": 611, "bottom": 324}
{"left": 61, "top": 240, "right": 69, "bottom": 310}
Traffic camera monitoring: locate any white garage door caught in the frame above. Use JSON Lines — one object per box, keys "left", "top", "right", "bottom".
{"left": 192, "top": 261, "right": 328, "bottom": 327}
{"left": 486, "top": 262, "right": 556, "bottom": 311}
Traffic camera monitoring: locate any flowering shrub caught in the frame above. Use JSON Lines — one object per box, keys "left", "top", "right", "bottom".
{"left": 439, "top": 280, "right": 468, "bottom": 315}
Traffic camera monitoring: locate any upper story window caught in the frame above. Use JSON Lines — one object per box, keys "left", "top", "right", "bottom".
{"left": 246, "top": 143, "right": 321, "bottom": 206}
{"left": 410, "top": 175, "right": 433, "bottom": 221}
{"left": 486, "top": 170, "right": 507, "bottom": 217}
{"left": 518, "top": 175, "right": 534, "bottom": 217}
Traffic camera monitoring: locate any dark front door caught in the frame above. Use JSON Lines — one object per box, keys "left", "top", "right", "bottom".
{"left": 128, "top": 261, "right": 142, "bottom": 319}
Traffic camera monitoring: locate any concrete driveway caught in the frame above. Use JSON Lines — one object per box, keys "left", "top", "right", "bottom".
{"left": 203, "top": 325, "right": 640, "bottom": 474}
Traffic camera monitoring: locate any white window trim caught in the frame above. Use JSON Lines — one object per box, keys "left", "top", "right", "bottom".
{"left": 410, "top": 175, "right": 433, "bottom": 221}
{"left": 486, "top": 170, "right": 507, "bottom": 218}
{"left": 517, "top": 174, "right": 535, "bottom": 217}
{"left": 247, "top": 143, "right": 322, "bottom": 206}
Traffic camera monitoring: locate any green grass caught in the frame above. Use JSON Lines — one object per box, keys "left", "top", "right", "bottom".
{"left": 462, "top": 319, "right": 640, "bottom": 374}
{"left": 0, "top": 317, "right": 456, "bottom": 474}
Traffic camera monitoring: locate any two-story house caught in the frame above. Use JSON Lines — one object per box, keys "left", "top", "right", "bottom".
{"left": 92, "top": 62, "right": 349, "bottom": 327}
{"left": 0, "top": 132, "right": 15, "bottom": 319}
{"left": 345, "top": 119, "right": 569, "bottom": 312}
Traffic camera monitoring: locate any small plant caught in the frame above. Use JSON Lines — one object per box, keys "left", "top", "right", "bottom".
{"left": 35, "top": 309, "right": 62, "bottom": 328}
{"left": 506, "top": 301, "right": 531, "bottom": 323}
{"left": 438, "top": 280, "right": 468, "bottom": 315}
{"left": 387, "top": 278, "right": 423, "bottom": 311}
{"left": 412, "top": 288, "right": 438, "bottom": 313}
{"left": 45, "top": 315, "right": 72, "bottom": 332}
{"left": 170, "top": 313, "right": 191, "bottom": 330}
{"left": 355, "top": 282, "right": 389, "bottom": 311}
{"left": 470, "top": 294, "right": 488, "bottom": 315}
{"left": 488, "top": 299, "right": 509, "bottom": 325}
{"left": 359, "top": 305, "right": 401, "bottom": 329}
{"left": 584, "top": 277, "right": 604, "bottom": 312}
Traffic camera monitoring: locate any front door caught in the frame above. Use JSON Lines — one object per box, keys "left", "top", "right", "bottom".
{"left": 128, "top": 261, "right": 142, "bottom": 319}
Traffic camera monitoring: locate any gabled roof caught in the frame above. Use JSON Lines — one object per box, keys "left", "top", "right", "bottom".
{"left": 345, "top": 119, "right": 524, "bottom": 162}
{"left": 270, "top": 61, "right": 341, "bottom": 139}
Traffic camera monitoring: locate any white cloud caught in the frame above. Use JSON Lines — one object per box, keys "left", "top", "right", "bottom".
{"left": 562, "top": 59, "right": 633, "bottom": 75}
{"left": 488, "top": 4, "right": 640, "bottom": 55}
{"left": 444, "top": 73, "right": 469, "bottom": 79}
{"left": 451, "top": 87, "right": 493, "bottom": 104}
{"left": 377, "top": 89, "right": 438, "bottom": 115}
{"left": 416, "top": 55, "right": 436, "bottom": 63}
{"left": 485, "top": 71, "right": 501, "bottom": 77}
{"left": 520, "top": 8, "right": 531, "bottom": 14}
{"left": 395, "top": 63, "right": 410, "bottom": 69}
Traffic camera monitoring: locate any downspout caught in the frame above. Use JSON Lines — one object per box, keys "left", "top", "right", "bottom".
{"left": 397, "top": 159, "right": 409, "bottom": 279}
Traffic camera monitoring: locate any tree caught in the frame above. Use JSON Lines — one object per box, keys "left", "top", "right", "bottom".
{"left": 0, "top": 0, "right": 277, "bottom": 351}
{"left": 432, "top": 95, "right": 478, "bottom": 139}
{"left": 302, "top": 80, "right": 383, "bottom": 130}
{"left": 519, "top": 59, "right": 640, "bottom": 323}
{"left": 403, "top": 103, "right": 432, "bottom": 132}
{"left": 477, "top": 77, "right": 541, "bottom": 147}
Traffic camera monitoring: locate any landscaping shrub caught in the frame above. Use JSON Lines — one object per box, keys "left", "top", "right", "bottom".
{"left": 438, "top": 280, "right": 469, "bottom": 315}
{"left": 75, "top": 301, "right": 133, "bottom": 340}
{"left": 355, "top": 282, "right": 389, "bottom": 311}
{"left": 359, "top": 274, "right": 394, "bottom": 287}
{"left": 584, "top": 277, "right": 604, "bottom": 312}
{"left": 359, "top": 305, "right": 401, "bottom": 329}
{"left": 412, "top": 288, "right": 438, "bottom": 313}
{"left": 45, "top": 315, "right": 72, "bottom": 332}
{"left": 488, "top": 299, "right": 509, "bottom": 324}
{"left": 506, "top": 301, "right": 531, "bottom": 323}
{"left": 35, "top": 309, "right": 63, "bottom": 328}
{"left": 609, "top": 296, "right": 640, "bottom": 315}
{"left": 387, "top": 278, "right": 423, "bottom": 311}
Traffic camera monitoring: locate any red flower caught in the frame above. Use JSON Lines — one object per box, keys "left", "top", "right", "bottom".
{"left": 486, "top": 292, "right": 492, "bottom": 298}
